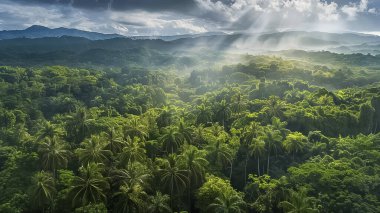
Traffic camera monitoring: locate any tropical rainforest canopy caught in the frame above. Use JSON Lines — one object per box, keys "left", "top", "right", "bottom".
{"left": 0, "top": 48, "right": 379, "bottom": 213}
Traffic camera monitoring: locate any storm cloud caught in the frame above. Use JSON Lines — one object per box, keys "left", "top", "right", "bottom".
{"left": 0, "top": 0, "right": 379, "bottom": 35}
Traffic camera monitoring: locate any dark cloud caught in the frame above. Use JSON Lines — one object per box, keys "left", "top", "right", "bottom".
{"left": 0, "top": 0, "right": 379, "bottom": 35}
{"left": 12, "top": 0, "right": 198, "bottom": 12}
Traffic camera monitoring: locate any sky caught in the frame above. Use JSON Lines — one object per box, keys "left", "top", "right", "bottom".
{"left": 0, "top": 0, "right": 379, "bottom": 36}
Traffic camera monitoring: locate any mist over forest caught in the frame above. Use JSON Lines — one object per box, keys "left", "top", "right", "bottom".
{"left": 1, "top": 0, "right": 380, "bottom": 213}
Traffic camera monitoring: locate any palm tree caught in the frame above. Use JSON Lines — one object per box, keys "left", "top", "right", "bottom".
{"left": 124, "top": 116, "right": 148, "bottom": 141}
{"left": 283, "top": 132, "right": 307, "bottom": 160}
{"left": 75, "top": 135, "right": 112, "bottom": 165}
{"left": 215, "top": 100, "right": 231, "bottom": 128}
{"left": 36, "top": 121, "right": 65, "bottom": 142}
{"left": 209, "top": 123, "right": 227, "bottom": 138}
{"left": 206, "top": 140, "right": 232, "bottom": 168}
{"left": 158, "top": 154, "right": 189, "bottom": 209}
{"left": 206, "top": 140, "right": 233, "bottom": 179}
{"left": 113, "top": 183, "right": 147, "bottom": 213}
{"left": 118, "top": 136, "right": 146, "bottom": 168}
{"left": 271, "top": 117, "right": 289, "bottom": 138}
{"left": 159, "top": 127, "right": 185, "bottom": 154}
{"left": 231, "top": 92, "right": 246, "bottom": 116}
{"left": 111, "top": 168, "right": 132, "bottom": 188}
{"left": 179, "top": 145, "right": 208, "bottom": 187}
{"left": 279, "top": 188, "right": 319, "bottom": 213}
{"left": 111, "top": 164, "right": 151, "bottom": 190}
{"left": 265, "top": 96, "right": 285, "bottom": 119}
{"left": 102, "top": 127, "right": 125, "bottom": 155}
{"left": 242, "top": 122, "right": 262, "bottom": 182}
{"left": 193, "top": 125, "right": 207, "bottom": 147}
{"left": 196, "top": 104, "right": 212, "bottom": 125}
{"left": 67, "top": 107, "right": 93, "bottom": 143}
{"left": 242, "top": 122, "right": 262, "bottom": 143}
{"left": 147, "top": 192, "right": 172, "bottom": 213}
{"left": 31, "top": 171, "right": 56, "bottom": 212}
{"left": 248, "top": 138, "right": 266, "bottom": 177}
{"left": 179, "top": 145, "right": 208, "bottom": 210}
{"left": 261, "top": 128, "right": 282, "bottom": 175}
{"left": 177, "top": 119, "right": 193, "bottom": 144}
{"left": 69, "top": 163, "right": 109, "bottom": 207}
{"left": 207, "top": 192, "right": 246, "bottom": 213}
{"left": 38, "top": 136, "right": 71, "bottom": 177}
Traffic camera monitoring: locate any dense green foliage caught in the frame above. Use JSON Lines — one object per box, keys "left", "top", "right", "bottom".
{"left": 0, "top": 53, "right": 379, "bottom": 212}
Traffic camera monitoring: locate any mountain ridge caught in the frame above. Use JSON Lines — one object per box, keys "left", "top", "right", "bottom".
{"left": 0, "top": 25, "right": 124, "bottom": 40}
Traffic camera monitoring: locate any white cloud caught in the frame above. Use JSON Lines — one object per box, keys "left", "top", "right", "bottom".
{"left": 317, "top": 1, "right": 339, "bottom": 21}
{"left": 0, "top": 0, "right": 211, "bottom": 36}
{"left": 341, "top": 0, "right": 369, "bottom": 20}
{"left": 0, "top": 0, "right": 379, "bottom": 35}
{"left": 368, "top": 8, "right": 379, "bottom": 15}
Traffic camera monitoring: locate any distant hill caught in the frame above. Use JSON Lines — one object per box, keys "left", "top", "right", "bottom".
{"left": 130, "top": 32, "right": 227, "bottom": 41}
{"left": 0, "top": 25, "right": 124, "bottom": 40}
{"left": 0, "top": 30, "right": 380, "bottom": 68}
{"left": 276, "top": 49, "right": 380, "bottom": 67}
{"left": 329, "top": 42, "right": 380, "bottom": 55}
{"left": 227, "top": 31, "right": 380, "bottom": 51}
{"left": 1, "top": 26, "right": 380, "bottom": 50}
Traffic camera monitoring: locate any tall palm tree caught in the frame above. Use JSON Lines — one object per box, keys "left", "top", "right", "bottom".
{"left": 113, "top": 183, "right": 147, "bottom": 213}
{"left": 248, "top": 138, "right": 266, "bottom": 177}
{"left": 279, "top": 188, "right": 319, "bottom": 213}
{"left": 215, "top": 100, "right": 231, "bottom": 128}
{"left": 118, "top": 136, "right": 146, "bottom": 168}
{"left": 102, "top": 127, "right": 125, "bottom": 155}
{"left": 147, "top": 192, "right": 172, "bottom": 213}
{"left": 159, "top": 127, "right": 185, "bottom": 154}
{"left": 283, "top": 132, "right": 307, "bottom": 160}
{"left": 69, "top": 163, "right": 109, "bottom": 207}
{"left": 208, "top": 123, "right": 227, "bottom": 138}
{"left": 206, "top": 140, "right": 233, "bottom": 179}
{"left": 261, "top": 128, "right": 283, "bottom": 175}
{"left": 206, "top": 140, "right": 232, "bottom": 169}
{"left": 242, "top": 122, "right": 262, "bottom": 143}
{"left": 196, "top": 104, "right": 212, "bottom": 125}
{"left": 179, "top": 145, "right": 208, "bottom": 187}
{"left": 67, "top": 107, "right": 93, "bottom": 143}
{"left": 158, "top": 154, "right": 189, "bottom": 209}
{"left": 36, "top": 121, "right": 65, "bottom": 142}
{"left": 207, "top": 192, "right": 246, "bottom": 213}
{"left": 75, "top": 135, "right": 112, "bottom": 165}
{"left": 193, "top": 125, "right": 207, "bottom": 147}
{"left": 111, "top": 165, "right": 151, "bottom": 191}
{"left": 31, "top": 171, "right": 56, "bottom": 212}
{"left": 242, "top": 122, "right": 262, "bottom": 182}
{"left": 265, "top": 96, "right": 285, "bottom": 119}
{"left": 231, "top": 92, "right": 246, "bottom": 116}
{"left": 271, "top": 117, "right": 289, "bottom": 138}
{"left": 124, "top": 116, "right": 148, "bottom": 141}
{"left": 179, "top": 145, "right": 208, "bottom": 210}
{"left": 177, "top": 119, "right": 193, "bottom": 145}
{"left": 38, "top": 136, "right": 71, "bottom": 177}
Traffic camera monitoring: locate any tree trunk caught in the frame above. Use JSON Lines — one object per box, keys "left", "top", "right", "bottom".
{"left": 229, "top": 161, "right": 233, "bottom": 181}
{"left": 188, "top": 174, "right": 192, "bottom": 212}
{"left": 267, "top": 150, "right": 270, "bottom": 175}
{"left": 244, "top": 154, "right": 249, "bottom": 184}
{"left": 170, "top": 183, "right": 174, "bottom": 210}
{"left": 257, "top": 156, "right": 260, "bottom": 176}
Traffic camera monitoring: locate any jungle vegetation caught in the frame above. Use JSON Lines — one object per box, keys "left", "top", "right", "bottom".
{"left": 0, "top": 52, "right": 379, "bottom": 213}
